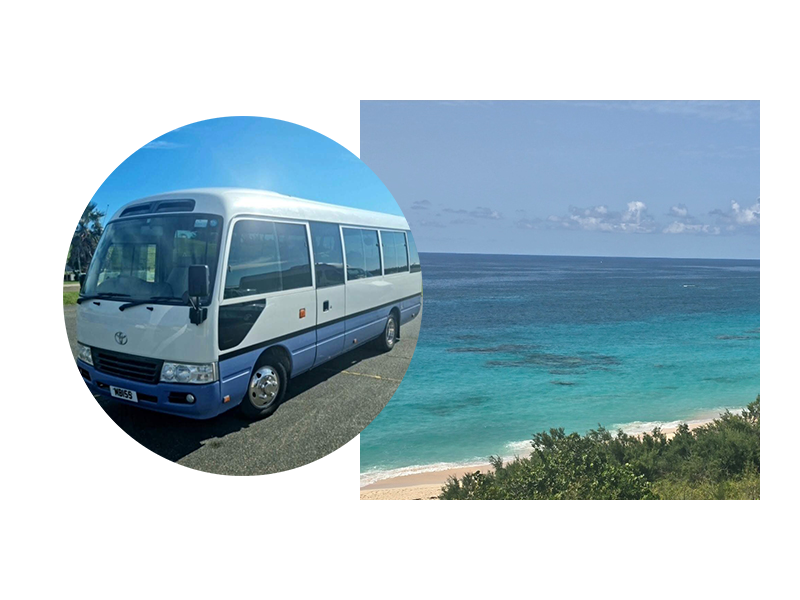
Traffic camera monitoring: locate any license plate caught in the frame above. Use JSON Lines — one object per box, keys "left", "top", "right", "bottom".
{"left": 110, "top": 386, "right": 138, "bottom": 403}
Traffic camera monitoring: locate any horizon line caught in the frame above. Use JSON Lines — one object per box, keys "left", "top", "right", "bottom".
{"left": 417, "top": 250, "right": 760, "bottom": 261}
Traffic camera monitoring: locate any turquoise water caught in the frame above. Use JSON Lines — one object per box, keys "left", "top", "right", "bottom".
{"left": 360, "top": 253, "right": 760, "bottom": 484}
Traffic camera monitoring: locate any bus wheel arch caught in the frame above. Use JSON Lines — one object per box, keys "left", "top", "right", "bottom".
{"left": 262, "top": 345, "right": 292, "bottom": 377}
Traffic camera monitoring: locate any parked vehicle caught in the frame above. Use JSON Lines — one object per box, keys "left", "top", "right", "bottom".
{"left": 76, "top": 188, "right": 422, "bottom": 419}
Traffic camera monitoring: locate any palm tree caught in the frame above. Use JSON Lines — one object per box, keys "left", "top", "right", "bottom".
{"left": 69, "top": 202, "right": 105, "bottom": 274}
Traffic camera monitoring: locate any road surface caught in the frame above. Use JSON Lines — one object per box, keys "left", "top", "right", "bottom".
{"left": 63, "top": 304, "right": 420, "bottom": 475}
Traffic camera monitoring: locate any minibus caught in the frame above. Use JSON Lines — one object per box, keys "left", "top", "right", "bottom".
{"left": 75, "top": 188, "right": 422, "bottom": 419}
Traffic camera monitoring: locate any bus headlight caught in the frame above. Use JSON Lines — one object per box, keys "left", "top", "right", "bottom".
{"left": 77, "top": 343, "right": 94, "bottom": 366}
{"left": 160, "top": 361, "right": 218, "bottom": 384}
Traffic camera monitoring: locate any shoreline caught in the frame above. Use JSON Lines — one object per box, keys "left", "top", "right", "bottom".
{"left": 360, "top": 417, "right": 723, "bottom": 500}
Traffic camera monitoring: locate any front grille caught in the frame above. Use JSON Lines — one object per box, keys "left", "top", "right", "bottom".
{"left": 92, "top": 348, "right": 163, "bottom": 383}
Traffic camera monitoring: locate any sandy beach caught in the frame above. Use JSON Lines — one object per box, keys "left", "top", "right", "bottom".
{"left": 360, "top": 418, "right": 718, "bottom": 500}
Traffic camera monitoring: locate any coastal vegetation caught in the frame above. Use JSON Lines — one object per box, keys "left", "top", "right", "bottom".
{"left": 440, "top": 396, "right": 759, "bottom": 500}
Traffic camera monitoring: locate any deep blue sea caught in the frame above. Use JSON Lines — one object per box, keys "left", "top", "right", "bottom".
{"left": 360, "top": 253, "right": 760, "bottom": 484}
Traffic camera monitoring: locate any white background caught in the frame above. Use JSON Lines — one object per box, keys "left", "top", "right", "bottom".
{"left": 1, "top": 2, "right": 794, "bottom": 598}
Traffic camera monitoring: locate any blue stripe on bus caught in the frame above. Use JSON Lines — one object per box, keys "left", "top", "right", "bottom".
{"left": 217, "top": 293, "right": 421, "bottom": 412}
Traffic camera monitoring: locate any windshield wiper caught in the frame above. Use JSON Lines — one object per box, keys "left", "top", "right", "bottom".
{"left": 118, "top": 296, "right": 186, "bottom": 311}
{"left": 76, "top": 292, "right": 131, "bottom": 304}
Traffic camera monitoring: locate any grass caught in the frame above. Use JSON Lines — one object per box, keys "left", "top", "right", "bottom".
{"left": 63, "top": 291, "right": 80, "bottom": 305}
{"left": 651, "top": 472, "right": 760, "bottom": 500}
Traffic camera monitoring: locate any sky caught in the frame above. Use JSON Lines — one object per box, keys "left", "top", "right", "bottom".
{"left": 90, "top": 116, "right": 401, "bottom": 220}
{"left": 361, "top": 101, "right": 760, "bottom": 259}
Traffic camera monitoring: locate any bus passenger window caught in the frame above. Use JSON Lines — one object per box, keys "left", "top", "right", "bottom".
{"left": 344, "top": 227, "right": 382, "bottom": 279}
{"left": 362, "top": 229, "right": 381, "bottom": 277}
{"left": 343, "top": 227, "right": 366, "bottom": 280}
{"left": 381, "top": 231, "right": 408, "bottom": 274}
{"left": 407, "top": 231, "right": 421, "bottom": 273}
{"left": 274, "top": 222, "right": 312, "bottom": 291}
{"left": 225, "top": 220, "right": 312, "bottom": 298}
{"left": 310, "top": 222, "right": 345, "bottom": 288}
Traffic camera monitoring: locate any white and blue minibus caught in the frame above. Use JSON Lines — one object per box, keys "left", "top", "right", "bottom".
{"left": 75, "top": 188, "right": 422, "bottom": 419}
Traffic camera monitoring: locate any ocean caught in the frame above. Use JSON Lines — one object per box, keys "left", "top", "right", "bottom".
{"left": 360, "top": 253, "right": 760, "bottom": 485}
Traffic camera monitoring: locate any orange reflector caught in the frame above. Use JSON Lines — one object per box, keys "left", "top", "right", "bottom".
{"left": 299, "top": 308, "right": 306, "bottom": 318}
{"left": 223, "top": 395, "right": 231, "bottom": 403}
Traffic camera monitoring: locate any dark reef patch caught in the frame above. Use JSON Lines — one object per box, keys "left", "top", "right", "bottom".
{"left": 448, "top": 342, "right": 621, "bottom": 373}
{"left": 452, "top": 334, "right": 484, "bottom": 342}
{"left": 484, "top": 351, "right": 620, "bottom": 371}
{"left": 415, "top": 395, "right": 491, "bottom": 417}
{"left": 447, "top": 344, "right": 534, "bottom": 354}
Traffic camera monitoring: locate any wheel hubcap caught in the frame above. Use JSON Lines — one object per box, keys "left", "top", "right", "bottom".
{"left": 249, "top": 366, "right": 280, "bottom": 408}
{"left": 386, "top": 318, "right": 396, "bottom": 347}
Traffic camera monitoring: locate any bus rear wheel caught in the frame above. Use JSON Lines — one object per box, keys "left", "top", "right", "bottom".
{"left": 375, "top": 313, "right": 398, "bottom": 353}
{"left": 240, "top": 356, "right": 288, "bottom": 419}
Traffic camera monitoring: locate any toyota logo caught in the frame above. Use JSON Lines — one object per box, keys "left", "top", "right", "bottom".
{"left": 114, "top": 332, "right": 128, "bottom": 345}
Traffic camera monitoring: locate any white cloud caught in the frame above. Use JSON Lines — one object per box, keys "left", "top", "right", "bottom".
{"left": 670, "top": 204, "right": 689, "bottom": 218}
{"left": 731, "top": 200, "right": 760, "bottom": 225}
{"left": 710, "top": 199, "right": 760, "bottom": 231}
{"left": 548, "top": 202, "right": 656, "bottom": 233}
{"left": 663, "top": 203, "right": 718, "bottom": 235}
{"left": 515, "top": 218, "right": 540, "bottom": 230}
{"left": 470, "top": 206, "right": 503, "bottom": 220}
{"left": 443, "top": 206, "right": 503, "bottom": 219}
{"left": 663, "top": 222, "right": 720, "bottom": 235}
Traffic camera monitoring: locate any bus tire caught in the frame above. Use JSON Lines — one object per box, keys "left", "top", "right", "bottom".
{"left": 375, "top": 313, "right": 398, "bottom": 353}
{"left": 240, "top": 355, "right": 288, "bottom": 419}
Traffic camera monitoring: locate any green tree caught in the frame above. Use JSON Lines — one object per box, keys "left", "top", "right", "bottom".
{"left": 68, "top": 202, "right": 105, "bottom": 274}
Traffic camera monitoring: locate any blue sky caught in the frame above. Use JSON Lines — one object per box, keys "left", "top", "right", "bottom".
{"left": 361, "top": 101, "right": 760, "bottom": 259}
{"left": 90, "top": 116, "right": 401, "bottom": 220}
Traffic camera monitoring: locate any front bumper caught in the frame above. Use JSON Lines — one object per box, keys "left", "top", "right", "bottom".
{"left": 77, "top": 359, "right": 230, "bottom": 420}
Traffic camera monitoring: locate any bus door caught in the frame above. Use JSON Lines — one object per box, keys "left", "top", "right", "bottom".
{"left": 311, "top": 222, "right": 346, "bottom": 367}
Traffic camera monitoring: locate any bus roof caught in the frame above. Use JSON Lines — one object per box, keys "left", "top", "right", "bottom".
{"left": 108, "top": 187, "right": 410, "bottom": 230}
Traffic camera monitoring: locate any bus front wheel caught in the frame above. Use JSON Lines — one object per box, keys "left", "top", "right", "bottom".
{"left": 240, "top": 356, "right": 288, "bottom": 419}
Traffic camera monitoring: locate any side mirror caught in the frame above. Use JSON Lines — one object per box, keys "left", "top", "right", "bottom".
{"left": 188, "top": 265, "right": 210, "bottom": 298}
{"left": 188, "top": 265, "right": 209, "bottom": 325}
{"left": 78, "top": 273, "right": 86, "bottom": 289}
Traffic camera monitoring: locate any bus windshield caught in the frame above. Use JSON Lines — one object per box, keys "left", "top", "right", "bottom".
{"left": 82, "top": 214, "right": 223, "bottom": 303}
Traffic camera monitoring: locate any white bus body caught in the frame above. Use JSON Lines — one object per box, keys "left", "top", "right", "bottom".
{"left": 76, "top": 188, "right": 422, "bottom": 419}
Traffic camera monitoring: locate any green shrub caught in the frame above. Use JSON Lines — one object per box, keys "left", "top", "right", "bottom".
{"left": 440, "top": 396, "right": 759, "bottom": 500}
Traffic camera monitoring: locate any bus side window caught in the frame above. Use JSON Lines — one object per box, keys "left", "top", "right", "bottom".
{"left": 310, "top": 222, "right": 344, "bottom": 288}
{"left": 382, "top": 231, "right": 408, "bottom": 275}
{"left": 343, "top": 227, "right": 365, "bottom": 280}
{"left": 225, "top": 220, "right": 312, "bottom": 298}
{"left": 362, "top": 229, "right": 381, "bottom": 277}
{"left": 274, "top": 222, "right": 312, "bottom": 291}
{"left": 344, "top": 227, "right": 382, "bottom": 280}
{"left": 407, "top": 230, "right": 421, "bottom": 273}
